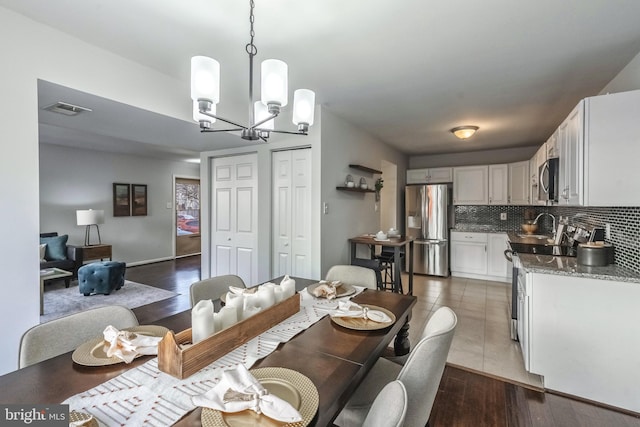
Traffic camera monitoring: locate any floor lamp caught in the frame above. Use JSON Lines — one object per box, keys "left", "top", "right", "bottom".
{"left": 76, "top": 209, "right": 105, "bottom": 246}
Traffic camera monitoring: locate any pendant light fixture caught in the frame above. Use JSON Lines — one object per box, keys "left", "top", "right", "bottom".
{"left": 451, "top": 126, "right": 479, "bottom": 140}
{"left": 191, "top": 0, "right": 315, "bottom": 142}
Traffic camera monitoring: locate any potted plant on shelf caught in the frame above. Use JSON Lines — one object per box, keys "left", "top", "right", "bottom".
{"left": 374, "top": 178, "right": 384, "bottom": 201}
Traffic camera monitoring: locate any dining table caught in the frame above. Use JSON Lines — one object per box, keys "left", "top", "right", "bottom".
{"left": 348, "top": 235, "right": 415, "bottom": 295}
{"left": 0, "top": 276, "right": 416, "bottom": 427}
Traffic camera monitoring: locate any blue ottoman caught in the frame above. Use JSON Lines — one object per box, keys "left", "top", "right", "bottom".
{"left": 78, "top": 261, "right": 126, "bottom": 296}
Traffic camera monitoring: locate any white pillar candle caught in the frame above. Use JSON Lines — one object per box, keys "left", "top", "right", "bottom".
{"left": 243, "top": 305, "right": 262, "bottom": 319}
{"left": 281, "top": 275, "right": 296, "bottom": 298}
{"left": 226, "top": 292, "right": 245, "bottom": 320}
{"left": 273, "top": 286, "right": 284, "bottom": 303}
{"left": 191, "top": 299, "right": 215, "bottom": 343}
{"left": 257, "top": 286, "right": 276, "bottom": 309}
{"left": 213, "top": 311, "right": 222, "bottom": 331}
{"left": 244, "top": 293, "right": 260, "bottom": 311}
{"left": 218, "top": 306, "right": 238, "bottom": 330}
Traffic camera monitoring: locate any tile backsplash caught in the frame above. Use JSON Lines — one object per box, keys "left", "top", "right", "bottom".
{"left": 454, "top": 205, "right": 640, "bottom": 274}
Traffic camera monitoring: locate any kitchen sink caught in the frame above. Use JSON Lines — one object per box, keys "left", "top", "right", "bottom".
{"left": 509, "top": 242, "right": 577, "bottom": 257}
{"left": 516, "top": 234, "right": 550, "bottom": 240}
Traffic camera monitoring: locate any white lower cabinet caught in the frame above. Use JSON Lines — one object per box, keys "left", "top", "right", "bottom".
{"left": 450, "top": 232, "right": 510, "bottom": 282}
{"left": 526, "top": 272, "right": 640, "bottom": 413}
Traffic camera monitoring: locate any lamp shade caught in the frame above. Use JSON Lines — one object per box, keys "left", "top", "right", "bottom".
{"left": 261, "top": 59, "right": 288, "bottom": 107}
{"left": 254, "top": 101, "right": 275, "bottom": 130}
{"left": 292, "top": 89, "right": 315, "bottom": 126}
{"left": 191, "top": 56, "right": 220, "bottom": 104}
{"left": 451, "top": 126, "right": 479, "bottom": 140}
{"left": 193, "top": 101, "right": 216, "bottom": 123}
{"left": 76, "top": 209, "right": 104, "bottom": 226}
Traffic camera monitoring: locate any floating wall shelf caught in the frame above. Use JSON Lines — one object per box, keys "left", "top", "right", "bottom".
{"left": 348, "top": 164, "right": 382, "bottom": 174}
{"left": 336, "top": 186, "right": 375, "bottom": 193}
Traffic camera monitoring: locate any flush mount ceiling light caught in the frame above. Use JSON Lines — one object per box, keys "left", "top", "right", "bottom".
{"left": 451, "top": 125, "right": 479, "bottom": 140}
{"left": 191, "top": 0, "right": 315, "bottom": 142}
{"left": 43, "top": 101, "right": 92, "bottom": 116}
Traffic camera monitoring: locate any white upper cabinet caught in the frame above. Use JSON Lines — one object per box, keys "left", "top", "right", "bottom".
{"left": 406, "top": 167, "right": 453, "bottom": 184}
{"left": 558, "top": 101, "right": 584, "bottom": 205}
{"left": 509, "top": 161, "right": 530, "bottom": 205}
{"left": 453, "top": 165, "right": 488, "bottom": 205}
{"left": 583, "top": 90, "right": 640, "bottom": 206}
{"left": 488, "top": 164, "right": 508, "bottom": 205}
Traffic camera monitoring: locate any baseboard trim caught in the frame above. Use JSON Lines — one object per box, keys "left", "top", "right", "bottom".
{"left": 126, "top": 256, "right": 175, "bottom": 267}
{"left": 450, "top": 271, "right": 511, "bottom": 283}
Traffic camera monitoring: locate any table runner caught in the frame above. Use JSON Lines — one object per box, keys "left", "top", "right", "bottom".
{"left": 64, "top": 287, "right": 363, "bottom": 426}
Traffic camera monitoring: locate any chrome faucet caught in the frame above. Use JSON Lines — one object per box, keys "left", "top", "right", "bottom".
{"left": 533, "top": 212, "right": 556, "bottom": 234}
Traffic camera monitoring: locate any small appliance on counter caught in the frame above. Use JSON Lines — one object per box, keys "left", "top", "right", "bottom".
{"left": 577, "top": 243, "right": 614, "bottom": 266}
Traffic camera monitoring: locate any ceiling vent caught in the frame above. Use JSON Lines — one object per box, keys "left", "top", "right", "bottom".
{"left": 43, "top": 101, "right": 92, "bottom": 116}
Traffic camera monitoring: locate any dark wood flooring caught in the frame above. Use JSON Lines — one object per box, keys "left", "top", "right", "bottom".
{"left": 126, "top": 256, "right": 640, "bottom": 427}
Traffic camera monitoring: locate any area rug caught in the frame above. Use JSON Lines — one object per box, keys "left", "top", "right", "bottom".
{"left": 41, "top": 280, "right": 178, "bottom": 323}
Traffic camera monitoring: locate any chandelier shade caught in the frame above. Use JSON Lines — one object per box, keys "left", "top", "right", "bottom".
{"left": 293, "top": 89, "right": 315, "bottom": 127}
{"left": 191, "top": 56, "right": 220, "bottom": 104}
{"left": 261, "top": 59, "right": 288, "bottom": 109}
{"left": 190, "top": 0, "right": 314, "bottom": 142}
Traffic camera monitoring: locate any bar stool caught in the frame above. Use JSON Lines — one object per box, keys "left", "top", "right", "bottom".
{"left": 374, "top": 247, "right": 404, "bottom": 293}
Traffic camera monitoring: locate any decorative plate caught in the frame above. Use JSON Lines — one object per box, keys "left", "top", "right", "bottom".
{"left": 330, "top": 305, "right": 396, "bottom": 331}
{"left": 69, "top": 410, "right": 99, "bottom": 427}
{"left": 201, "top": 367, "right": 319, "bottom": 427}
{"left": 306, "top": 282, "right": 355, "bottom": 299}
{"left": 71, "top": 325, "right": 169, "bottom": 366}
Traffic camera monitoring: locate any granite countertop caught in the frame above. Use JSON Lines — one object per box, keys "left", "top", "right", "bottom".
{"left": 451, "top": 225, "right": 512, "bottom": 233}
{"left": 506, "top": 232, "right": 640, "bottom": 284}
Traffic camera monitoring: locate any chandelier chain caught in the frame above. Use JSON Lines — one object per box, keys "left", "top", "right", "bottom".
{"left": 246, "top": 0, "right": 257, "bottom": 56}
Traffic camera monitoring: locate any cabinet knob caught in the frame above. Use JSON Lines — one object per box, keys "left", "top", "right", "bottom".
{"left": 227, "top": 237, "right": 232, "bottom": 241}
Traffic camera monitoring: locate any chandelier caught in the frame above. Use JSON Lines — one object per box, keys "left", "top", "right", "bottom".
{"left": 190, "top": 0, "right": 315, "bottom": 142}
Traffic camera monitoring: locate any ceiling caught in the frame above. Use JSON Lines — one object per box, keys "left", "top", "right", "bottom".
{"left": 5, "top": 0, "right": 640, "bottom": 162}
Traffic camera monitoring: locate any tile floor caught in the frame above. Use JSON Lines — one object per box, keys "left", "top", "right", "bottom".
{"left": 402, "top": 273, "right": 544, "bottom": 389}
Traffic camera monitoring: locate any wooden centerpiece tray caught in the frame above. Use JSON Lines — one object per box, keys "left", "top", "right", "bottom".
{"left": 158, "top": 293, "right": 301, "bottom": 379}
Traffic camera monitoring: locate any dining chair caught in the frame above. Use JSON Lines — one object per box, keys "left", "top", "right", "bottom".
{"left": 18, "top": 305, "right": 139, "bottom": 368}
{"left": 361, "top": 380, "right": 407, "bottom": 427}
{"left": 189, "top": 274, "right": 246, "bottom": 307}
{"left": 326, "top": 265, "right": 378, "bottom": 289}
{"left": 334, "top": 307, "right": 457, "bottom": 427}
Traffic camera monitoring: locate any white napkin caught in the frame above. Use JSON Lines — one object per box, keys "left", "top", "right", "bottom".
{"left": 331, "top": 301, "right": 392, "bottom": 323}
{"left": 229, "top": 286, "right": 257, "bottom": 295}
{"left": 103, "top": 325, "right": 163, "bottom": 364}
{"left": 192, "top": 364, "right": 302, "bottom": 423}
{"left": 311, "top": 280, "right": 341, "bottom": 299}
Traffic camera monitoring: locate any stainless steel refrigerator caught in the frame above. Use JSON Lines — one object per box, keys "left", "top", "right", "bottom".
{"left": 405, "top": 184, "right": 450, "bottom": 277}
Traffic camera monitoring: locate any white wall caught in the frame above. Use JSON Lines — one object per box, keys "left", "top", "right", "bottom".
{"left": 410, "top": 145, "right": 539, "bottom": 169}
{"left": 40, "top": 144, "right": 199, "bottom": 263}
{"left": 599, "top": 50, "right": 640, "bottom": 94}
{"left": 320, "top": 108, "right": 408, "bottom": 276}
{"left": 0, "top": 6, "right": 189, "bottom": 375}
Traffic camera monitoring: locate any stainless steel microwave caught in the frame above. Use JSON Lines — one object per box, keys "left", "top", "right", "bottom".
{"left": 538, "top": 157, "right": 559, "bottom": 203}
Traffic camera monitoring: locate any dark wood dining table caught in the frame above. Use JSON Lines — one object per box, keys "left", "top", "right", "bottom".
{"left": 0, "top": 276, "right": 416, "bottom": 427}
{"left": 348, "top": 235, "right": 415, "bottom": 294}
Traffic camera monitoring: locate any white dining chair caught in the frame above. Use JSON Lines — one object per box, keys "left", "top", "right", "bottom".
{"left": 326, "top": 265, "right": 377, "bottom": 289}
{"left": 189, "top": 274, "right": 246, "bottom": 307}
{"left": 19, "top": 305, "right": 139, "bottom": 368}
{"left": 361, "top": 380, "right": 407, "bottom": 427}
{"left": 334, "top": 307, "right": 457, "bottom": 427}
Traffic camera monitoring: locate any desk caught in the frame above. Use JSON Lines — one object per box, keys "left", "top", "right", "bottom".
{"left": 0, "top": 277, "right": 416, "bottom": 427}
{"left": 349, "top": 235, "right": 415, "bottom": 294}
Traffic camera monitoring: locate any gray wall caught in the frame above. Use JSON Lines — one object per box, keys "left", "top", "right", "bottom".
{"left": 40, "top": 144, "right": 199, "bottom": 264}
{"left": 0, "top": 6, "right": 189, "bottom": 375}
{"left": 320, "top": 108, "right": 408, "bottom": 276}
{"left": 599, "top": 50, "right": 640, "bottom": 94}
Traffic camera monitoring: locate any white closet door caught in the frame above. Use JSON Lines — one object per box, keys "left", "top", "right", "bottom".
{"left": 212, "top": 154, "right": 258, "bottom": 285}
{"left": 272, "top": 148, "right": 311, "bottom": 278}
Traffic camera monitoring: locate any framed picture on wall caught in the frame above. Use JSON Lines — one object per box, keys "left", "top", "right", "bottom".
{"left": 131, "top": 184, "right": 148, "bottom": 216}
{"left": 113, "top": 183, "right": 131, "bottom": 217}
